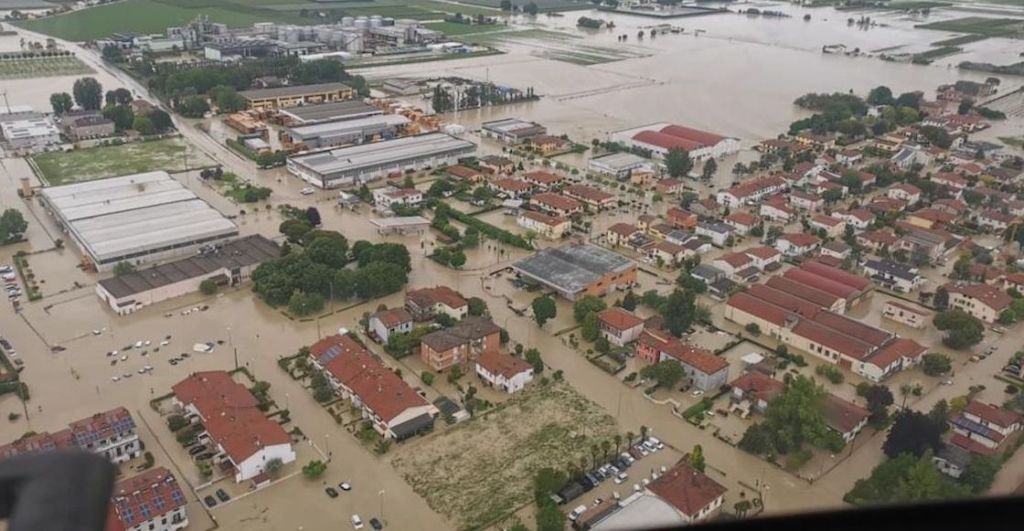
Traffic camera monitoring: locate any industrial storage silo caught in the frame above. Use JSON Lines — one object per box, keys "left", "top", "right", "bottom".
{"left": 395, "top": 18, "right": 417, "bottom": 28}
{"left": 343, "top": 31, "right": 363, "bottom": 52}
{"left": 369, "top": 15, "right": 382, "bottom": 27}
{"left": 341, "top": 16, "right": 355, "bottom": 27}
{"left": 382, "top": 17, "right": 395, "bottom": 26}
{"left": 354, "top": 17, "right": 369, "bottom": 30}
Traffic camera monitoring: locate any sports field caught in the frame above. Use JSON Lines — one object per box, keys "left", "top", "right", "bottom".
{"left": 31, "top": 137, "right": 215, "bottom": 185}
{"left": 16, "top": 0, "right": 506, "bottom": 41}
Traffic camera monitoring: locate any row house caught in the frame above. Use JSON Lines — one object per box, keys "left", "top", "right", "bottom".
{"left": 522, "top": 170, "right": 566, "bottom": 191}
{"left": 445, "top": 164, "right": 485, "bottom": 183}
{"left": 563, "top": 184, "right": 617, "bottom": 210}
{"left": 789, "top": 190, "right": 823, "bottom": 211}
{"left": 107, "top": 467, "right": 189, "bottom": 531}
{"left": 488, "top": 178, "right": 533, "bottom": 199}
{"left": 310, "top": 335, "right": 438, "bottom": 441}
{"left": 809, "top": 214, "right": 845, "bottom": 238}
{"left": 517, "top": 210, "right": 571, "bottom": 240}
{"left": 171, "top": 371, "right": 295, "bottom": 482}
{"left": 419, "top": 317, "right": 502, "bottom": 371}
{"left": 760, "top": 197, "right": 796, "bottom": 222}
{"left": 724, "top": 212, "right": 759, "bottom": 236}
{"left": 530, "top": 192, "right": 583, "bottom": 218}
{"left": 405, "top": 286, "right": 468, "bottom": 322}
{"left": 715, "top": 175, "right": 787, "bottom": 208}
{"left": 0, "top": 407, "right": 141, "bottom": 464}
{"left": 951, "top": 401, "right": 1022, "bottom": 455}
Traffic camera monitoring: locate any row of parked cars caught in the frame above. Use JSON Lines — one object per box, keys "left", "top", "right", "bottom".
{"left": 2, "top": 265, "right": 21, "bottom": 302}
{"left": 557, "top": 437, "right": 664, "bottom": 511}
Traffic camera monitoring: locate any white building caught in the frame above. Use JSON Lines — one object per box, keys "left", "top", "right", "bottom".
{"left": 0, "top": 115, "right": 61, "bottom": 153}
{"left": 373, "top": 186, "right": 423, "bottom": 210}
{"left": 610, "top": 123, "right": 739, "bottom": 161}
{"left": 475, "top": 351, "right": 534, "bottom": 393}
{"left": 517, "top": 210, "right": 570, "bottom": 240}
{"left": 882, "top": 300, "right": 929, "bottom": 329}
{"left": 0, "top": 407, "right": 141, "bottom": 464}
{"left": 696, "top": 222, "right": 735, "bottom": 247}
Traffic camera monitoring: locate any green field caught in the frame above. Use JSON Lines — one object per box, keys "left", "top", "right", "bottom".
{"left": 917, "top": 17, "right": 1024, "bottom": 38}
{"left": 931, "top": 34, "right": 988, "bottom": 47}
{"left": 16, "top": 0, "right": 506, "bottom": 40}
{"left": 0, "top": 55, "right": 92, "bottom": 80}
{"left": 32, "top": 137, "right": 215, "bottom": 185}
{"left": 455, "top": 0, "right": 589, "bottom": 11}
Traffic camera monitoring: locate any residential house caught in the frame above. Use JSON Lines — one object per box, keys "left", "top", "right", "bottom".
{"left": 107, "top": 468, "right": 189, "bottom": 531}
{"left": 405, "top": 286, "right": 468, "bottom": 321}
{"left": 666, "top": 207, "right": 698, "bottom": 230}
{"left": 606, "top": 223, "right": 643, "bottom": 248}
{"left": 597, "top": 307, "right": 645, "bottom": 347}
{"left": 943, "top": 282, "right": 1013, "bottom": 323}
{"left": 655, "top": 178, "right": 685, "bottom": 196}
{"left": 530, "top": 192, "right": 582, "bottom": 218}
{"left": 933, "top": 198, "right": 969, "bottom": 217}
{"left": 932, "top": 172, "right": 969, "bottom": 192}
{"left": 478, "top": 155, "right": 515, "bottom": 175}
{"left": 713, "top": 252, "right": 760, "bottom": 284}
{"left": 837, "top": 148, "right": 862, "bottom": 166}
{"left": 789, "top": 190, "right": 823, "bottom": 211}
{"left": 0, "top": 407, "right": 141, "bottom": 464}
{"left": 445, "top": 164, "right": 484, "bottom": 183}
{"left": 517, "top": 210, "right": 570, "bottom": 240}
{"left": 864, "top": 259, "right": 923, "bottom": 293}
{"left": 857, "top": 230, "right": 899, "bottom": 253}
{"left": 730, "top": 371, "right": 784, "bottom": 412}
{"left": 978, "top": 209, "right": 1015, "bottom": 232}
{"left": 373, "top": 186, "right": 423, "bottom": 210}
{"left": 744, "top": 246, "right": 782, "bottom": 271}
{"left": 834, "top": 208, "right": 874, "bottom": 230}
{"left": 933, "top": 445, "right": 972, "bottom": 479}
{"left": 645, "top": 240, "right": 689, "bottom": 267}
{"left": 522, "top": 170, "right": 565, "bottom": 191}
{"left": 888, "top": 183, "right": 922, "bottom": 205}
{"left": 907, "top": 207, "right": 957, "bottom": 229}
{"left": 883, "top": 300, "right": 929, "bottom": 329}
{"left": 488, "top": 178, "right": 532, "bottom": 199}
{"left": 369, "top": 307, "right": 414, "bottom": 342}
{"left": 820, "top": 241, "right": 851, "bottom": 261}
{"left": 825, "top": 394, "right": 870, "bottom": 443}
{"left": 171, "top": 371, "right": 295, "bottom": 482}
{"left": 696, "top": 221, "right": 735, "bottom": 247}
{"left": 715, "top": 175, "right": 787, "bottom": 208}
{"left": 724, "top": 212, "right": 759, "bottom": 236}
{"left": 475, "top": 350, "right": 534, "bottom": 393}
{"left": 775, "top": 233, "right": 821, "bottom": 257}
{"left": 689, "top": 198, "right": 720, "bottom": 218}
{"left": 419, "top": 317, "right": 501, "bottom": 371}
{"left": 760, "top": 197, "right": 796, "bottom": 222}
{"left": 528, "top": 135, "right": 572, "bottom": 155}
{"left": 61, "top": 111, "right": 115, "bottom": 141}
{"left": 809, "top": 214, "right": 845, "bottom": 238}
{"left": 636, "top": 330, "right": 729, "bottom": 391}
{"left": 645, "top": 461, "right": 727, "bottom": 523}
{"left": 951, "top": 401, "right": 1022, "bottom": 454}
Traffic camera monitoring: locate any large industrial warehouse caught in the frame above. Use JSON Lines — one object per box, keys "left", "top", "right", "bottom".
{"left": 278, "top": 100, "right": 382, "bottom": 125}
{"left": 40, "top": 171, "right": 238, "bottom": 271}
{"left": 286, "top": 132, "right": 475, "bottom": 188}
{"left": 286, "top": 113, "right": 409, "bottom": 150}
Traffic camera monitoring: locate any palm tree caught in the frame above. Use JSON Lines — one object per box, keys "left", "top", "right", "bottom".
{"left": 640, "top": 425, "right": 649, "bottom": 443}
{"left": 614, "top": 434, "right": 623, "bottom": 454}
{"left": 578, "top": 456, "right": 588, "bottom": 474}
{"left": 626, "top": 431, "right": 635, "bottom": 447}
{"left": 600, "top": 440, "right": 612, "bottom": 461}
{"left": 590, "top": 444, "right": 600, "bottom": 468}
{"left": 899, "top": 383, "right": 913, "bottom": 409}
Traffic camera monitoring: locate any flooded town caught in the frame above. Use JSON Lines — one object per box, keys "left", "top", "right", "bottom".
{"left": 0, "top": 0, "right": 1023, "bottom": 530}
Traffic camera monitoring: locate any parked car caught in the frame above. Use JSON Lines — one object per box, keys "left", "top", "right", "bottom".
{"left": 204, "top": 496, "right": 217, "bottom": 508}
{"left": 188, "top": 446, "right": 207, "bottom": 456}
{"left": 301, "top": 187, "right": 315, "bottom": 195}
{"left": 614, "top": 472, "right": 628, "bottom": 484}
{"left": 648, "top": 437, "right": 664, "bottom": 450}
{"left": 339, "top": 482, "right": 351, "bottom": 491}
{"left": 369, "top": 517, "right": 383, "bottom": 530}
{"left": 325, "top": 487, "right": 338, "bottom": 498}
{"left": 568, "top": 504, "right": 588, "bottom": 521}
{"left": 351, "top": 514, "right": 364, "bottom": 529}
{"left": 215, "top": 489, "right": 230, "bottom": 502}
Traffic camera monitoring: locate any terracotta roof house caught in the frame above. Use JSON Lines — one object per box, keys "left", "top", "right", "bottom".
{"left": 420, "top": 317, "right": 502, "bottom": 371}
{"left": 825, "top": 394, "right": 870, "bottom": 442}
{"left": 646, "top": 460, "right": 728, "bottom": 523}
{"left": 597, "top": 307, "right": 645, "bottom": 346}
{"left": 530, "top": 192, "right": 583, "bottom": 217}
{"left": 445, "top": 164, "right": 484, "bottom": 183}
{"left": 107, "top": 467, "right": 188, "bottom": 531}
{"left": 405, "top": 286, "right": 468, "bottom": 321}
{"left": 475, "top": 350, "right": 534, "bottom": 394}
{"left": 0, "top": 407, "right": 140, "bottom": 464}
{"left": 523, "top": 169, "right": 566, "bottom": 190}
{"left": 944, "top": 282, "right": 1013, "bottom": 323}
{"left": 724, "top": 212, "right": 759, "bottom": 235}
{"left": 775, "top": 232, "right": 821, "bottom": 257}
{"left": 730, "top": 372, "right": 784, "bottom": 412}
{"left": 369, "top": 307, "right": 414, "bottom": 342}
{"left": 564, "top": 184, "right": 617, "bottom": 209}
{"left": 488, "top": 178, "right": 533, "bottom": 199}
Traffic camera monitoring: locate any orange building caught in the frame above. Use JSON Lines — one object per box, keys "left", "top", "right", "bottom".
{"left": 512, "top": 243, "right": 637, "bottom": 301}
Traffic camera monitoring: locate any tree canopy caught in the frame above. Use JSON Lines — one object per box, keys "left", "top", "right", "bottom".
{"left": 844, "top": 452, "right": 968, "bottom": 506}
{"left": 532, "top": 296, "right": 557, "bottom": 327}
{"left": 883, "top": 410, "right": 943, "bottom": 459}
{"left": 0, "top": 209, "right": 28, "bottom": 245}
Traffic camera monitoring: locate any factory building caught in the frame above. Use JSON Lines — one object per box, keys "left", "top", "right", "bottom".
{"left": 287, "top": 133, "right": 475, "bottom": 189}
{"left": 39, "top": 171, "right": 238, "bottom": 272}
{"left": 240, "top": 82, "right": 355, "bottom": 111}
{"left": 278, "top": 100, "right": 383, "bottom": 125}
{"left": 610, "top": 123, "right": 740, "bottom": 161}
{"left": 286, "top": 114, "right": 409, "bottom": 150}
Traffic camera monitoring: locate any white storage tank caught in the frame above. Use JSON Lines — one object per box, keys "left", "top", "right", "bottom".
{"left": 369, "top": 15, "right": 382, "bottom": 27}
{"left": 341, "top": 16, "right": 355, "bottom": 27}
{"left": 354, "top": 17, "right": 369, "bottom": 30}
{"left": 382, "top": 17, "right": 395, "bottom": 26}
{"left": 395, "top": 18, "right": 417, "bottom": 28}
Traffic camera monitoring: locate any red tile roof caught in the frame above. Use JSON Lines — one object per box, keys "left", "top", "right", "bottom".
{"left": 744, "top": 246, "right": 780, "bottom": 260}
{"left": 964, "top": 401, "right": 1021, "bottom": 430}
{"left": 718, "top": 252, "right": 753, "bottom": 269}
{"left": 406, "top": 286, "right": 467, "bottom": 311}
{"left": 792, "top": 319, "right": 873, "bottom": 361}
{"left": 490, "top": 178, "right": 532, "bottom": 193}
{"left": 647, "top": 460, "right": 727, "bottom": 517}
{"left": 564, "top": 184, "right": 615, "bottom": 203}
{"left": 665, "top": 343, "right": 728, "bottom": 375}
{"left": 724, "top": 176, "right": 787, "bottom": 200}
{"left": 726, "top": 292, "right": 793, "bottom": 326}
{"left": 107, "top": 467, "right": 186, "bottom": 531}
{"left": 748, "top": 283, "right": 822, "bottom": 317}
{"left": 811, "top": 214, "right": 842, "bottom": 227}
{"left": 824, "top": 395, "right": 869, "bottom": 434}
{"left": 944, "top": 282, "right": 1013, "bottom": 312}
{"left": 867, "top": 337, "right": 926, "bottom": 369}
{"left": 809, "top": 312, "right": 887, "bottom": 345}
{"left": 172, "top": 371, "right": 290, "bottom": 464}
{"left": 950, "top": 433, "right": 998, "bottom": 456}
{"left": 730, "top": 372, "right": 784, "bottom": 403}
{"left": 634, "top": 130, "right": 704, "bottom": 151}
{"left": 858, "top": 229, "right": 899, "bottom": 246}
{"left": 531, "top": 192, "right": 581, "bottom": 212}
{"left": 607, "top": 222, "right": 640, "bottom": 238}
{"left": 892, "top": 183, "right": 921, "bottom": 195}
{"left": 598, "top": 307, "right": 645, "bottom": 332}
{"left": 659, "top": 124, "right": 726, "bottom": 146}
{"left": 801, "top": 260, "right": 872, "bottom": 291}
{"left": 764, "top": 276, "right": 842, "bottom": 309}
{"left": 446, "top": 165, "right": 482, "bottom": 180}
{"left": 779, "top": 232, "right": 821, "bottom": 248}
{"left": 783, "top": 268, "right": 859, "bottom": 300}
{"left": 520, "top": 210, "right": 568, "bottom": 227}
{"left": 476, "top": 350, "right": 533, "bottom": 379}
{"left": 725, "top": 212, "right": 759, "bottom": 227}
{"left": 373, "top": 308, "right": 413, "bottom": 328}
{"left": 524, "top": 170, "right": 565, "bottom": 185}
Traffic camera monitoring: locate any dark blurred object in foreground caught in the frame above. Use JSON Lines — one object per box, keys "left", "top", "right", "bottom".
{"left": 0, "top": 451, "right": 114, "bottom": 531}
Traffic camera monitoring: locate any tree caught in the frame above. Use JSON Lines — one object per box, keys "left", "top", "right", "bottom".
{"left": 524, "top": 1, "right": 539, "bottom": 15}
{"left": 864, "top": 384, "right": 894, "bottom": 427}
{"left": 867, "top": 85, "right": 895, "bottom": 106}
{"left": 449, "top": 249, "right": 467, "bottom": 268}
{"left": 0, "top": 209, "right": 28, "bottom": 245}
{"left": 177, "top": 95, "right": 210, "bottom": 118}
{"left": 280, "top": 219, "right": 312, "bottom": 243}
{"left": 132, "top": 114, "right": 154, "bottom": 135}
{"left": 844, "top": 452, "right": 967, "bottom": 506}
{"left": 148, "top": 110, "right": 173, "bottom": 132}
{"left": 922, "top": 353, "right": 952, "bottom": 376}
{"left": 306, "top": 235, "right": 349, "bottom": 268}
{"left": 467, "top": 297, "right": 487, "bottom": 317}
{"left": 288, "top": 291, "right": 325, "bottom": 316}
{"left": 101, "top": 44, "right": 124, "bottom": 62}
{"left": 532, "top": 296, "right": 557, "bottom": 327}
{"left": 421, "top": 371, "right": 435, "bottom": 386}
{"left": 701, "top": 158, "right": 717, "bottom": 181}
{"left": 102, "top": 104, "right": 134, "bottom": 131}
{"left": 640, "top": 361, "right": 685, "bottom": 388}
{"left": 500, "top": 0, "right": 512, "bottom": 10}
{"left": 525, "top": 348, "right": 544, "bottom": 374}
{"left": 306, "top": 207, "right": 322, "bottom": 227}
{"left": 535, "top": 502, "right": 564, "bottom": 531}
{"left": 49, "top": 92, "right": 73, "bottom": 114}
{"left": 72, "top": 77, "right": 102, "bottom": 110}
{"left": 581, "top": 311, "right": 600, "bottom": 341}
{"left": 621, "top": 291, "right": 638, "bottom": 311}
{"left": 933, "top": 310, "right": 984, "bottom": 349}
{"left": 961, "top": 455, "right": 1000, "bottom": 494}
{"left": 745, "top": 323, "right": 762, "bottom": 336}
{"left": 883, "top": 410, "right": 943, "bottom": 458}
{"left": 301, "top": 459, "right": 327, "bottom": 479}
{"left": 106, "top": 88, "right": 132, "bottom": 106}
{"left": 113, "top": 261, "right": 135, "bottom": 276}
{"left": 210, "top": 84, "right": 247, "bottom": 113}
{"left": 573, "top": 295, "right": 607, "bottom": 323}
{"left": 665, "top": 147, "right": 693, "bottom": 178}
{"left": 265, "top": 458, "right": 284, "bottom": 477}
{"left": 934, "top": 287, "right": 949, "bottom": 310}
{"left": 689, "top": 445, "right": 706, "bottom": 472}
{"left": 661, "top": 289, "right": 696, "bottom": 337}
{"left": 199, "top": 279, "right": 219, "bottom": 295}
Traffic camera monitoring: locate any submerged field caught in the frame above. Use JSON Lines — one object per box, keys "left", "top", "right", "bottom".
{"left": 31, "top": 137, "right": 215, "bottom": 185}
{"left": 470, "top": 28, "right": 651, "bottom": 65}
{"left": 390, "top": 382, "right": 618, "bottom": 530}
{"left": 0, "top": 55, "right": 92, "bottom": 80}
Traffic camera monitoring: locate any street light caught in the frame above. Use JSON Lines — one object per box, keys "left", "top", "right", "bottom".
{"left": 378, "top": 490, "right": 385, "bottom": 523}
{"left": 325, "top": 434, "right": 331, "bottom": 462}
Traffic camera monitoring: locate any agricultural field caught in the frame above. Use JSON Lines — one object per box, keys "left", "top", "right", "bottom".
{"left": 916, "top": 17, "right": 1024, "bottom": 38}
{"left": 471, "top": 29, "right": 650, "bottom": 65}
{"left": 456, "top": 0, "right": 589, "bottom": 12}
{"left": 31, "top": 137, "right": 215, "bottom": 185}
{"left": 390, "top": 382, "right": 619, "bottom": 530}
{"left": 16, "top": 0, "right": 506, "bottom": 40}
{"left": 0, "top": 55, "right": 91, "bottom": 79}
{"left": 422, "top": 21, "right": 509, "bottom": 36}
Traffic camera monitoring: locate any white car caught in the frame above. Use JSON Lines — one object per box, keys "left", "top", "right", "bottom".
{"left": 301, "top": 187, "right": 315, "bottom": 195}
{"left": 351, "top": 514, "right": 363, "bottom": 529}
{"left": 92, "top": 329, "right": 101, "bottom": 335}
{"left": 120, "top": 355, "right": 127, "bottom": 361}
{"left": 111, "top": 376, "right": 120, "bottom": 382}
{"left": 568, "top": 505, "right": 587, "bottom": 521}
{"left": 134, "top": 341, "right": 143, "bottom": 348}
{"left": 160, "top": 340, "right": 170, "bottom": 346}
{"left": 614, "top": 472, "right": 628, "bottom": 484}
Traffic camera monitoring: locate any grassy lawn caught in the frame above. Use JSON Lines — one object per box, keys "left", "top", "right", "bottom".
{"left": 390, "top": 382, "right": 618, "bottom": 530}
{"left": 422, "top": 21, "right": 509, "bottom": 35}
{"left": 916, "top": 17, "right": 1024, "bottom": 38}
{"left": 0, "top": 56, "right": 92, "bottom": 80}
{"left": 16, "top": 0, "right": 308, "bottom": 41}
{"left": 31, "top": 138, "right": 215, "bottom": 185}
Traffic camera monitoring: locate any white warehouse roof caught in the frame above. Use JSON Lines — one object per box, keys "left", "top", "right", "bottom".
{"left": 40, "top": 171, "right": 237, "bottom": 266}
